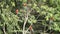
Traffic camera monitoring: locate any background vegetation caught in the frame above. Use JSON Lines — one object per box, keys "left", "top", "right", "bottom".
{"left": 0, "top": 0, "right": 60, "bottom": 34}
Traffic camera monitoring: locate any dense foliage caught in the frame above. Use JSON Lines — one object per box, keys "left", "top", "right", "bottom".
{"left": 0, "top": 0, "right": 60, "bottom": 34}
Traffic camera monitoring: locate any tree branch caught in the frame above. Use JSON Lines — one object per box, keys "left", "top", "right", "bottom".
{"left": 23, "top": 10, "right": 30, "bottom": 34}
{"left": 3, "top": 24, "right": 6, "bottom": 34}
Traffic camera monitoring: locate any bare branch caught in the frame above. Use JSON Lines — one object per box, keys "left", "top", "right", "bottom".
{"left": 23, "top": 9, "right": 31, "bottom": 34}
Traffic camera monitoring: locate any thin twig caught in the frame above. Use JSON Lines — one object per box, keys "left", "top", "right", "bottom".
{"left": 25, "top": 27, "right": 30, "bottom": 34}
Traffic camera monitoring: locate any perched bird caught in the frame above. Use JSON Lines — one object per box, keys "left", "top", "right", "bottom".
{"left": 16, "top": 9, "right": 18, "bottom": 14}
